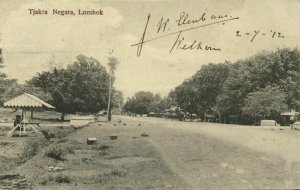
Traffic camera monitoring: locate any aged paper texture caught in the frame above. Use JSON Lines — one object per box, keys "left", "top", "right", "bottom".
{"left": 0, "top": 0, "right": 299, "bottom": 189}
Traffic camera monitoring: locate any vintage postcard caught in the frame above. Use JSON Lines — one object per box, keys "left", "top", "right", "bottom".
{"left": 0, "top": 0, "right": 299, "bottom": 189}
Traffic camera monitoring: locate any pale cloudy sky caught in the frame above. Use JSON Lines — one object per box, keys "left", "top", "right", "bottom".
{"left": 0, "top": 0, "right": 299, "bottom": 98}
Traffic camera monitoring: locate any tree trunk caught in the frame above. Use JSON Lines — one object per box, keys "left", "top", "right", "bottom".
{"left": 108, "top": 112, "right": 112, "bottom": 121}
{"left": 30, "top": 108, "right": 33, "bottom": 121}
{"left": 107, "top": 70, "right": 112, "bottom": 122}
{"left": 61, "top": 113, "right": 65, "bottom": 121}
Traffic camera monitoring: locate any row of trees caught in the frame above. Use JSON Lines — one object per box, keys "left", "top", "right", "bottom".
{"left": 123, "top": 48, "right": 299, "bottom": 124}
{"left": 123, "top": 91, "right": 174, "bottom": 115}
{"left": 0, "top": 54, "right": 123, "bottom": 121}
{"left": 169, "top": 48, "right": 300, "bottom": 124}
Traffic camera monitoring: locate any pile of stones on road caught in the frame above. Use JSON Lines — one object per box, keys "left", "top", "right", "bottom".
{"left": 0, "top": 174, "right": 32, "bottom": 190}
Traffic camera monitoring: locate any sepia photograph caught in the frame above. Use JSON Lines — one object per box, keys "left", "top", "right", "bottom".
{"left": 0, "top": 0, "right": 299, "bottom": 189}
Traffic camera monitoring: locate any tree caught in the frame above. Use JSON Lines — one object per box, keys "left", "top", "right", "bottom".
{"left": 28, "top": 55, "right": 110, "bottom": 120}
{"left": 169, "top": 48, "right": 299, "bottom": 124}
{"left": 107, "top": 57, "right": 119, "bottom": 121}
{"left": 242, "top": 86, "right": 288, "bottom": 123}
{"left": 0, "top": 49, "right": 51, "bottom": 107}
{"left": 111, "top": 90, "right": 124, "bottom": 114}
{"left": 124, "top": 92, "right": 170, "bottom": 115}
{"left": 123, "top": 91, "right": 155, "bottom": 115}
{"left": 0, "top": 55, "right": 24, "bottom": 105}
{"left": 0, "top": 52, "right": 8, "bottom": 104}
{"left": 148, "top": 94, "right": 168, "bottom": 113}
{"left": 169, "top": 62, "right": 230, "bottom": 120}
{"left": 216, "top": 48, "right": 300, "bottom": 124}
{"left": 124, "top": 91, "right": 154, "bottom": 115}
{"left": 2, "top": 83, "right": 51, "bottom": 104}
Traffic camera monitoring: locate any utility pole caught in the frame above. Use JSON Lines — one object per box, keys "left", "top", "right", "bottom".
{"left": 107, "top": 69, "right": 112, "bottom": 121}
{"left": 106, "top": 56, "right": 119, "bottom": 122}
{"left": 0, "top": 48, "right": 3, "bottom": 64}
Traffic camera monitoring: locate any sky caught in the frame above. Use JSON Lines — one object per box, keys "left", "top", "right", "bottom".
{"left": 0, "top": 0, "right": 299, "bottom": 98}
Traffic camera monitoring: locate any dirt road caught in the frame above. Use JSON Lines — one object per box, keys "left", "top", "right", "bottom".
{"left": 6, "top": 115, "right": 300, "bottom": 189}
{"left": 117, "top": 115, "right": 300, "bottom": 189}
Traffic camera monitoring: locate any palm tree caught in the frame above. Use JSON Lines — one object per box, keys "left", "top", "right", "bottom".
{"left": 107, "top": 57, "right": 119, "bottom": 121}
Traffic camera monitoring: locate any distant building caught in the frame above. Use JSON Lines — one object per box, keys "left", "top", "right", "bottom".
{"left": 281, "top": 109, "right": 299, "bottom": 121}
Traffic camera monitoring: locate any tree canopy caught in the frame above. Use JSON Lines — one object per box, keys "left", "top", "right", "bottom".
{"left": 169, "top": 48, "right": 300, "bottom": 124}
{"left": 123, "top": 91, "right": 171, "bottom": 115}
{"left": 169, "top": 62, "right": 230, "bottom": 119}
{"left": 28, "top": 54, "right": 110, "bottom": 119}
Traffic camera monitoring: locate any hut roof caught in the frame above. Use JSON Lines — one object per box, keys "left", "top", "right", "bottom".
{"left": 3, "top": 93, "right": 55, "bottom": 109}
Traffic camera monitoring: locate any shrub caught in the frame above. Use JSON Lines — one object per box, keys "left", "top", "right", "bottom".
{"left": 39, "top": 174, "right": 71, "bottom": 185}
{"left": 98, "top": 144, "right": 110, "bottom": 151}
{"left": 110, "top": 168, "right": 127, "bottom": 177}
{"left": 96, "top": 168, "right": 127, "bottom": 184}
{"left": 40, "top": 130, "right": 51, "bottom": 140}
{"left": 55, "top": 174, "right": 71, "bottom": 183}
{"left": 16, "top": 136, "right": 47, "bottom": 164}
{"left": 44, "top": 145, "right": 75, "bottom": 160}
{"left": 39, "top": 177, "right": 49, "bottom": 185}
{"left": 45, "top": 146, "right": 64, "bottom": 160}
{"left": 104, "top": 168, "right": 127, "bottom": 177}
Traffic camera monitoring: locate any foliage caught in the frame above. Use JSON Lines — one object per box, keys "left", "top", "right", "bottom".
{"left": 0, "top": 63, "right": 20, "bottom": 105}
{"left": 0, "top": 79, "right": 18, "bottom": 105}
{"left": 45, "top": 146, "right": 64, "bottom": 160}
{"left": 54, "top": 174, "right": 72, "bottom": 183}
{"left": 124, "top": 91, "right": 170, "bottom": 115}
{"left": 111, "top": 89, "right": 124, "bottom": 114}
{"left": 16, "top": 135, "right": 48, "bottom": 164}
{"left": 2, "top": 83, "right": 52, "bottom": 105}
{"left": 170, "top": 62, "right": 230, "bottom": 118}
{"left": 216, "top": 48, "right": 300, "bottom": 119}
{"left": 16, "top": 140, "right": 39, "bottom": 164}
{"left": 39, "top": 174, "right": 71, "bottom": 185}
{"left": 107, "top": 57, "right": 119, "bottom": 75}
{"left": 44, "top": 144, "right": 74, "bottom": 160}
{"left": 169, "top": 48, "right": 300, "bottom": 124}
{"left": 242, "top": 86, "right": 288, "bottom": 118}
{"left": 107, "top": 57, "right": 120, "bottom": 120}
{"left": 28, "top": 54, "right": 110, "bottom": 120}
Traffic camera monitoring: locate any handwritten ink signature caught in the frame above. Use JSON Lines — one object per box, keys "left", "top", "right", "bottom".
{"left": 131, "top": 12, "right": 240, "bottom": 57}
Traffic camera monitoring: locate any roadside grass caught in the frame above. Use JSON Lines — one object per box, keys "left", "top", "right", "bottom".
{"left": 44, "top": 144, "right": 75, "bottom": 161}
{"left": 0, "top": 123, "right": 77, "bottom": 178}
{"left": 20, "top": 121, "right": 188, "bottom": 190}
{"left": 4, "top": 115, "right": 300, "bottom": 189}
{"left": 39, "top": 174, "right": 72, "bottom": 185}
{"left": 16, "top": 135, "right": 49, "bottom": 164}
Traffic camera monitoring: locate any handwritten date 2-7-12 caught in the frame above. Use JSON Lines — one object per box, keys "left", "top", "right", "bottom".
{"left": 131, "top": 12, "right": 286, "bottom": 57}
{"left": 236, "top": 30, "right": 285, "bottom": 42}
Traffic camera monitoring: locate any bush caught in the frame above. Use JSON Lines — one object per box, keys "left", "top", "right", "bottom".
{"left": 39, "top": 176, "right": 49, "bottom": 185}
{"left": 39, "top": 174, "right": 71, "bottom": 185}
{"left": 45, "top": 146, "right": 64, "bottom": 160}
{"left": 55, "top": 174, "right": 71, "bottom": 183}
{"left": 40, "top": 130, "right": 52, "bottom": 140}
{"left": 98, "top": 144, "right": 111, "bottom": 151}
{"left": 96, "top": 168, "right": 127, "bottom": 184}
{"left": 16, "top": 136, "right": 47, "bottom": 164}
{"left": 45, "top": 145, "right": 74, "bottom": 160}
{"left": 110, "top": 168, "right": 127, "bottom": 177}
